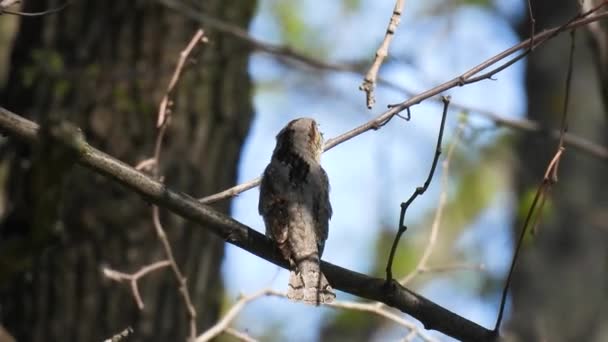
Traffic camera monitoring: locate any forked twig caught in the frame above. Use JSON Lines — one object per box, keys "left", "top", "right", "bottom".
{"left": 104, "top": 29, "right": 207, "bottom": 341}
{"left": 103, "top": 260, "right": 171, "bottom": 309}
{"left": 385, "top": 96, "right": 450, "bottom": 282}
{"left": 360, "top": 0, "right": 405, "bottom": 109}
{"left": 197, "top": 289, "right": 436, "bottom": 342}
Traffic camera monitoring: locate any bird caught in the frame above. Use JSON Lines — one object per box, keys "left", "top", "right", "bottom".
{"left": 259, "top": 118, "right": 335, "bottom": 305}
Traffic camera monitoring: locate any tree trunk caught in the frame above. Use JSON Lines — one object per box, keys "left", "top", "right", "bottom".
{"left": 0, "top": 1, "right": 256, "bottom": 341}
{"left": 510, "top": 1, "right": 608, "bottom": 340}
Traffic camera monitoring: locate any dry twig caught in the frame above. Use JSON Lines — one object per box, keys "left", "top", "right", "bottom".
{"left": 526, "top": 0, "right": 536, "bottom": 51}
{"left": 398, "top": 121, "right": 469, "bottom": 285}
{"left": 103, "top": 260, "right": 171, "bottom": 309}
{"left": 494, "top": 28, "right": 578, "bottom": 334}
{"left": 104, "top": 29, "right": 207, "bottom": 341}
{"left": 145, "top": 29, "right": 206, "bottom": 341}
{"left": 196, "top": 289, "right": 275, "bottom": 342}
{"left": 103, "top": 326, "right": 134, "bottom": 342}
{"left": 360, "top": 0, "right": 405, "bottom": 109}
{"left": 224, "top": 328, "right": 257, "bottom": 342}
{"left": 385, "top": 96, "right": 450, "bottom": 282}
{"left": 0, "top": 0, "right": 68, "bottom": 16}
{"left": 199, "top": 7, "right": 608, "bottom": 205}
{"left": 198, "top": 288, "right": 436, "bottom": 342}
{"left": 160, "top": 0, "right": 608, "bottom": 163}
{"left": 326, "top": 300, "right": 437, "bottom": 341}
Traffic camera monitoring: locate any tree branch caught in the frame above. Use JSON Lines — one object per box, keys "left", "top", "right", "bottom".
{"left": 385, "top": 96, "right": 450, "bottom": 282}
{"left": 360, "top": 0, "right": 405, "bottom": 109}
{"left": 0, "top": 1, "right": 68, "bottom": 17}
{"left": 198, "top": 8, "right": 608, "bottom": 205}
{"left": 0, "top": 106, "right": 495, "bottom": 341}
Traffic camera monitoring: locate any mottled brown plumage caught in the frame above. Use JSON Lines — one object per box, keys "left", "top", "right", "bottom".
{"left": 259, "top": 118, "right": 334, "bottom": 305}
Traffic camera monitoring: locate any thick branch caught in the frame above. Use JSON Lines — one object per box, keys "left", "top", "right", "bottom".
{"left": 0, "top": 107, "right": 495, "bottom": 342}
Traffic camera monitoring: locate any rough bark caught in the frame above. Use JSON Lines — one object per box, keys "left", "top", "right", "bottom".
{"left": 0, "top": 1, "right": 255, "bottom": 341}
{"left": 510, "top": 1, "right": 608, "bottom": 341}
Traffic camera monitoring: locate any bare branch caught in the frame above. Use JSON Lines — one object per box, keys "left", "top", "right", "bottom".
{"left": 198, "top": 10, "right": 608, "bottom": 205}
{"left": 156, "top": 29, "right": 206, "bottom": 128}
{"left": 224, "top": 328, "right": 258, "bottom": 342}
{"left": 200, "top": 179, "right": 261, "bottom": 204}
{"left": 418, "top": 263, "right": 485, "bottom": 275}
{"left": 103, "top": 260, "right": 172, "bottom": 309}
{"left": 326, "top": 300, "right": 437, "bottom": 341}
{"left": 526, "top": 0, "right": 536, "bottom": 50}
{"left": 103, "top": 326, "right": 134, "bottom": 342}
{"left": 360, "top": 0, "right": 405, "bottom": 109}
{"left": 494, "top": 28, "right": 578, "bottom": 334}
{"left": 385, "top": 96, "right": 450, "bottom": 282}
{"left": 399, "top": 122, "right": 465, "bottom": 285}
{"left": 0, "top": 1, "right": 68, "bottom": 17}
{"left": 199, "top": 288, "right": 436, "bottom": 342}
{"left": 144, "top": 29, "right": 207, "bottom": 341}
{"left": 134, "top": 158, "right": 156, "bottom": 172}
{"left": 119, "top": 29, "right": 207, "bottom": 340}
{"left": 160, "top": 0, "right": 608, "bottom": 143}
{"left": 153, "top": 206, "right": 198, "bottom": 339}
{"left": 196, "top": 289, "right": 274, "bottom": 342}
{"left": 0, "top": 106, "right": 495, "bottom": 341}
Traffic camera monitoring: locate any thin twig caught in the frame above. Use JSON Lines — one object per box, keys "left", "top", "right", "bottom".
{"left": 419, "top": 263, "right": 485, "bottom": 275}
{"left": 200, "top": 180, "right": 261, "bottom": 204}
{"left": 326, "top": 300, "right": 437, "bottom": 342}
{"left": 157, "top": 29, "right": 206, "bottom": 128}
{"left": 107, "top": 29, "right": 207, "bottom": 341}
{"left": 224, "top": 328, "right": 258, "bottom": 342}
{"left": 134, "top": 158, "right": 156, "bottom": 172}
{"left": 457, "top": 0, "right": 603, "bottom": 85}
{"left": 399, "top": 122, "right": 465, "bottom": 285}
{"left": 527, "top": 0, "right": 536, "bottom": 51}
{"left": 142, "top": 29, "right": 207, "bottom": 341}
{"left": 385, "top": 96, "right": 450, "bottom": 282}
{"left": 103, "top": 260, "right": 172, "bottom": 309}
{"left": 198, "top": 288, "right": 436, "bottom": 342}
{"left": 196, "top": 289, "right": 276, "bottom": 342}
{"left": 198, "top": 8, "right": 608, "bottom": 205}
{"left": 103, "top": 326, "right": 134, "bottom": 342}
{"left": 493, "top": 28, "right": 578, "bottom": 334}
{"left": 360, "top": 0, "right": 405, "bottom": 109}
{"left": 0, "top": 1, "right": 68, "bottom": 16}
{"left": 557, "top": 30, "right": 576, "bottom": 149}
{"left": 152, "top": 206, "right": 198, "bottom": 339}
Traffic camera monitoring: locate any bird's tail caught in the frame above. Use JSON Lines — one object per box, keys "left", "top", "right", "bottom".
{"left": 287, "top": 257, "right": 335, "bottom": 305}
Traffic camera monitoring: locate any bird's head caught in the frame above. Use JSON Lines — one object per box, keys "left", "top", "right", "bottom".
{"left": 276, "top": 118, "right": 324, "bottom": 163}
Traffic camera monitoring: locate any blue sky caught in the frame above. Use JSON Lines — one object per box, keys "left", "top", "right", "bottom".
{"left": 221, "top": 1, "right": 527, "bottom": 340}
